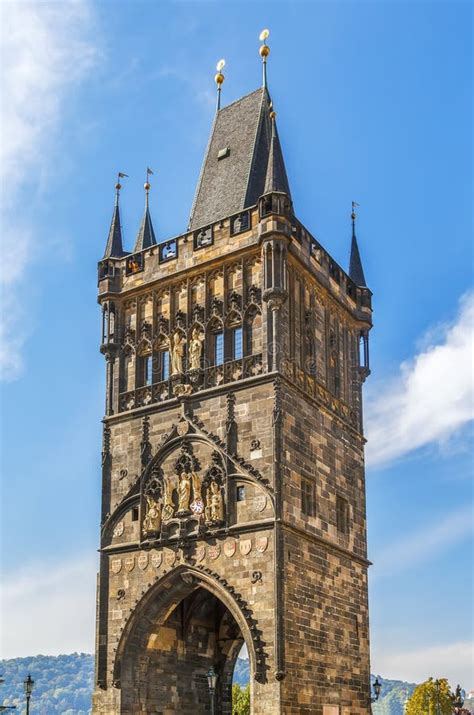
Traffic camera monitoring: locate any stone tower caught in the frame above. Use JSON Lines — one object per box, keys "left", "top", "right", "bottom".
{"left": 93, "top": 47, "right": 373, "bottom": 715}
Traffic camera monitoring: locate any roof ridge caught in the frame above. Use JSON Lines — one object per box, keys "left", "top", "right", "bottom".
{"left": 241, "top": 88, "right": 269, "bottom": 211}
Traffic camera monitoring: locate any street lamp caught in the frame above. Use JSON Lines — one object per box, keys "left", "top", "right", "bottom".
{"left": 206, "top": 666, "right": 218, "bottom": 715}
{"left": 23, "top": 675, "right": 34, "bottom": 715}
{"left": 370, "top": 676, "right": 382, "bottom": 705}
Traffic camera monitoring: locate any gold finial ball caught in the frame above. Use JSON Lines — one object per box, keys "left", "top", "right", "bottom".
{"left": 215, "top": 72, "right": 225, "bottom": 85}
{"left": 259, "top": 44, "right": 270, "bottom": 58}
{"left": 115, "top": 183, "right": 121, "bottom": 191}
{"left": 144, "top": 182, "right": 151, "bottom": 191}
{"left": 270, "top": 110, "right": 276, "bottom": 120}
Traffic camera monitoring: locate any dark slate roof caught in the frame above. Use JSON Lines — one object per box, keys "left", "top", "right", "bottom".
{"left": 103, "top": 201, "right": 125, "bottom": 258}
{"left": 133, "top": 198, "right": 157, "bottom": 252}
{"left": 189, "top": 87, "right": 291, "bottom": 230}
{"left": 349, "top": 232, "right": 367, "bottom": 287}
{"left": 264, "top": 116, "right": 291, "bottom": 196}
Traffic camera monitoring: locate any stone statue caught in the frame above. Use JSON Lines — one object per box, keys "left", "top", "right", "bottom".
{"left": 177, "top": 472, "right": 191, "bottom": 513}
{"left": 162, "top": 480, "right": 175, "bottom": 521}
{"left": 190, "top": 472, "right": 204, "bottom": 515}
{"left": 189, "top": 328, "right": 204, "bottom": 370}
{"left": 143, "top": 496, "right": 161, "bottom": 535}
{"left": 170, "top": 330, "right": 185, "bottom": 375}
{"left": 206, "top": 481, "right": 224, "bottom": 523}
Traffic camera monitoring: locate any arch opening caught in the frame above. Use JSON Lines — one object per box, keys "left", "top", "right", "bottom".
{"left": 118, "top": 573, "right": 253, "bottom": 714}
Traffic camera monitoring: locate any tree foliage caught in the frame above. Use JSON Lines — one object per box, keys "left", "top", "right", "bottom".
{"left": 406, "top": 678, "right": 453, "bottom": 715}
{"left": 232, "top": 683, "right": 250, "bottom": 715}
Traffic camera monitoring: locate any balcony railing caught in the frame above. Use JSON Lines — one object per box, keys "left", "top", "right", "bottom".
{"left": 118, "top": 354, "right": 263, "bottom": 412}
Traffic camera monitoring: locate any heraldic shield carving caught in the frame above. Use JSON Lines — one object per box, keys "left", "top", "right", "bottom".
{"left": 141, "top": 439, "right": 226, "bottom": 541}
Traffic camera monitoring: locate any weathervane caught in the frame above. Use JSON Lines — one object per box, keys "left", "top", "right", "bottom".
{"left": 259, "top": 28, "right": 270, "bottom": 89}
{"left": 352, "top": 201, "right": 360, "bottom": 236}
{"left": 215, "top": 59, "right": 225, "bottom": 111}
{"left": 144, "top": 167, "right": 154, "bottom": 206}
{"left": 115, "top": 171, "right": 128, "bottom": 204}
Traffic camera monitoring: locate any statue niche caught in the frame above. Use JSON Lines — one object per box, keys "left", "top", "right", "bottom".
{"left": 142, "top": 466, "right": 164, "bottom": 538}
{"left": 174, "top": 444, "right": 201, "bottom": 518}
{"left": 202, "top": 451, "right": 225, "bottom": 527}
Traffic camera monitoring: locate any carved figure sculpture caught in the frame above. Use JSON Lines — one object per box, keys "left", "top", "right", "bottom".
{"left": 162, "top": 480, "right": 175, "bottom": 521}
{"left": 177, "top": 472, "right": 191, "bottom": 513}
{"left": 189, "top": 328, "right": 204, "bottom": 370}
{"left": 143, "top": 496, "right": 161, "bottom": 535}
{"left": 190, "top": 472, "right": 204, "bottom": 515}
{"left": 170, "top": 330, "right": 185, "bottom": 375}
{"left": 205, "top": 481, "right": 224, "bottom": 524}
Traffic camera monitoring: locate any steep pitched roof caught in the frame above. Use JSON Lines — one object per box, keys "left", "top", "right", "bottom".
{"left": 133, "top": 195, "right": 157, "bottom": 252}
{"left": 349, "top": 231, "right": 367, "bottom": 287}
{"left": 103, "top": 200, "right": 125, "bottom": 258}
{"left": 189, "top": 88, "right": 291, "bottom": 230}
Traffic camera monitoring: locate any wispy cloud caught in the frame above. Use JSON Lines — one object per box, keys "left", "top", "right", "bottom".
{"left": 371, "top": 640, "right": 474, "bottom": 689}
{"left": 0, "top": 0, "right": 99, "bottom": 380}
{"left": 372, "top": 504, "right": 473, "bottom": 576}
{"left": 365, "top": 291, "right": 474, "bottom": 468}
{"left": 0, "top": 554, "right": 97, "bottom": 658}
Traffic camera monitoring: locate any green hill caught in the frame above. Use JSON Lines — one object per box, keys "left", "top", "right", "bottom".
{"left": 0, "top": 653, "right": 93, "bottom": 714}
{"left": 0, "top": 653, "right": 419, "bottom": 714}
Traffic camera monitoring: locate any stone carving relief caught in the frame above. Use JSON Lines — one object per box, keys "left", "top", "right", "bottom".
{"left": 141, "top": 442, "right": 226, "bottom": 542}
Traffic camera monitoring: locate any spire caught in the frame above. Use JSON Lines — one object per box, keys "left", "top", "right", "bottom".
{"left": 133, "top": 169, "right": 157, "bottom": 252}
{"left": 349, "top": 202, "right": 367, "bottom": 287}
{"left": 215, "top": 59, "right": 225, "bottom": 112}
{"left": 103, "top": 173, "right": 128, "bottom": 258}
{"left": 263, "top": 110, "right": 291, "bottom": 197}
{"left": 259, "top": 29, "right": 270, "bottom": 90}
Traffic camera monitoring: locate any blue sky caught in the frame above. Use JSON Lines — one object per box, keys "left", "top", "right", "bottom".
{"left": 1, "top": 0, "right": 472, "bottom": 689}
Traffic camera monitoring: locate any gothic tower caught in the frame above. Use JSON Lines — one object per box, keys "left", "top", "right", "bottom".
{"left": 93, "top": 39, "right": 373, "bottom": 715}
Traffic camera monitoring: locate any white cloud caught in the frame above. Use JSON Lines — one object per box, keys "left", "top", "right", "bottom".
{"left": 0, "top": 0, "right": 99, "bottom": 380}
{"left": 365, "top": 291, "right": 474, "bottom": 468}
{"left": 372, "top": 504, "right": 473, "bottom": 575}
{"left": 371, "top": 640, "right": 474, "bottom": 690}
{"left": 0, "top": 554, "right": 97, "bottom": 658}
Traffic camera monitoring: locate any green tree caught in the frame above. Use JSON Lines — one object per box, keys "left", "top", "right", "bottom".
{"left": 406, "top": 678, "right": 453, "bottom": 715}
{"left": 232, "top": 683, "right": 250, "bottom": 715}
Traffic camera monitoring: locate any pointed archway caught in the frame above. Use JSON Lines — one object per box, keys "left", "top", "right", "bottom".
{"left": 114, "top": 566, "right": 256, "bottom": 714}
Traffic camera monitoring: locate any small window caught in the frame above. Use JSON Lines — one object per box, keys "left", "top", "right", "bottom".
{"left": 236, "top": 486, "right": 246, "bottom": 502}
{"left": 233, "top": 327, "right": 243, "bottom": 360}
{"left": 214, "top": 332, "right": 224, "bottom": 366}
{"left": 159, "top": 239, "right": 177, "bottom": 263}
{"left": 132, "top": 507, "right": 139, "bottom": 522}
{"left": 126, "top": 254, "right": 143, "bottom": 275}
{"left": 336, "top": 495, "right": 350, "bottom": 534}
{"left": 301, "top": 478, "right": 316, "bottom": 517}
